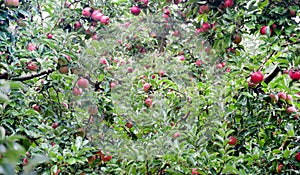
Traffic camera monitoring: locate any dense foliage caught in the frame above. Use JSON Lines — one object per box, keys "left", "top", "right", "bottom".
{"left": 0, "top": 0, "right": 299, "bottom": 174}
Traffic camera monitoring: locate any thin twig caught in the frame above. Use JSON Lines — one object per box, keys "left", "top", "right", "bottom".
{"left": 37, "top": 0, "right": 44, "bottom": 33}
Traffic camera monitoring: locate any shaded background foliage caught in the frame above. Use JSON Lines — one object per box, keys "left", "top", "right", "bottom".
{"left": 0, "top": 0, "right": 300, "bottom": 174}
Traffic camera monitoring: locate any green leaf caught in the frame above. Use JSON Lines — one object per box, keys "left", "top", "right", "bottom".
{"left": 66, "top": 158, "right": 77, "bottom": 165}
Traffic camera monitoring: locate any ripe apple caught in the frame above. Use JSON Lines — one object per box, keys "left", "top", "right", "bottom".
{"left": 173, "top": 30, "right": 179, "bottom": 36}
{"left": 145, "top": 98, "right": 152, "bottom": 108}
{"left": 91, "top": 10, "right": 103, "bottom": 21}
{"left": 126, "top": 122, "right": 133, "bottom": 129}
{"left": 88, "top": 155, "right": 96, "bottom": 165}
{"left": 199, "top": 4, "right": 210, "bottom": 14}
{"left": 179, "top": 55, "right": 185, "bottom": 61}
{"left": 250, "top": 71, "right": 264, "bottom": 84}
{"left": 23, "top": 158, "right": 28, "bottom": 165}
{"left": 289, "top": 69, "right": 300, "bottom": 80}
{"left": 224, "top": 0, "right": 234, "bottom": 8}
{"left": 163, "top": 8, "right": 170, "bottom": 15}
{"left": 216, "top": 63, "right": 223, "bottom": 68}
{"left": 27, "top": 62, "right": 38, "bottom": 71}
{"left": 277, "top": 164, "right": 283, "bottom": 173}
{"left": 195, "top": 60, "right": 201, "bottom": 66}
{"left": 110, "top": 82, "right": 116, "bottom": 89}
{"left": 192, "top": 168, "right": 200, "bottom": 175}
{"left": 221, "top": 62, "right": 226, "bottom": 67}
{"left": 88, "top": 106, "right": 98, "bottom": 115}
{"left": 47, "top": 33, "right": 53, "bottom": 39}
{"left": 27, "top": 43, "right": 36, "bottom": 51}
{"left": 286, "top": 95, "right": 293, "bottom": 104}
{"left": 77, "top": 78, "right": 89, "bottom": 89}
{"left": 32, "top": 104, "right": 40, "bottom": 112}
{"left": 102, "top": 155, "right": 112, "bottom": 162}
{"left": 61, "top": 102, "right": 68, "bottom": 109}
{"left": 127, "top": 67, "right": 134, "bottom": 73}
{"left": 260, "top": 26, "right": 272, "bottom": 35}
{"left": 233, "top": 33, "right": 242, "bottom": 44}
{"left": 82, "top": 7, "right": 92, "bottom": 17}
{"left": 131, "top": 6, "right": 141, "bottom": 16}
{"left": 289, "top": 9, "right": 296, "bottom": 17}
{"left": 269, "top": 94, "right": 278, "bottom": 103}
{"left": 174, "top": 0, "right": 181, "bottom": 4}
{"left": 143, "top": 83, "right": 151, "bottom": 92}
{"left": 73, "top": 88, "right": 82, "bottom": 96}
{"left": 52, "top": 122, "right": 58, "bottom": 129}
{"left": 278, "top": 92, "right": 287, "bottom": 101}
{"left": 159, "top": 70, "right": 165, "bottom": 77}
{"left": 226, "top": 47, "right": 236, "bottom": 55}
{"left": 202, "top": 22, "right": 211, "bottom": 32}
{"left": 100, "top": 16, "right": 110, "bottom": 25}
{"left": 91, "top": 34, "right": 97, "bottom": 40}
{"left": 228, "top": 136, "right": 237, "bottom": 145}
{"left": 74, "top": 21, "right": 82, "bottom": 29}
{"left": 99, "top": 57, "right": 108, "bottom": 65}
{"left": 173, "top": 132, "right": 181, "bottom": 138}
{"left": 59, "top": 66, "right": 68, "bottom": 74}
{"left": 286, "top": 106, "right": 297, "bottom": 114}
{"left": 295, "top": 152, "right": 300, "bottom": 162}
{"left": 5, "top": 0, "right": 19, "bottom": 7}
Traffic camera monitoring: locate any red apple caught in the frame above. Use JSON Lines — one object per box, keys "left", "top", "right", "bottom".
{"left": 228, "top": 136, "right": 237, "bottom": 145}
{"left": 5, "top": 0, "right": 19, "bottom": 7}
{"left": 143, "top": 83, "right": 151, "bottom": 92}
{"left": 88, "top": 155, "right": 96, "bottom": 165}
{"left": 99, "top": 57, "right": 108, "bottom": 65}
{"left": 277, "top": 164, "right": 283, "bottom": 173}
{"left": 192, "top": 168, "right": 200, "bottom": 175}
{"left": 27, "top": 62, "right": 38, "bottom": 71}
{"left": 145, "top": 98, "right": 152, "bottom": 108}
{"left": 61, "top": 102, "right": 68, "bottom": 109}
{"left": 82, "top": 7, "right": 92, "bottom": 17}
{"left": 74, "top": 21, "right": 82, "bottom": 29}
{"left": 179, "top": 55, "right": 185, "bottom": 61}
{"left": 226, "top": 47, "right": 236, "bottom": 55}
{"left": 131, "top": 6, "right": 141, "bottom": 16}
{"left": 250, "top": 71, "right": 264, "bottom": 84}
{"left": 173, "top": 132, "right": 181, "bottom": 138}
{"left": 100, "top": 16, "right": 110, "bottom": 25}
{"left": 295, "top": 152, "right": 300, "bottom": 162}
{"left": 23, "top": 158, "right": 28, "bottom": 165}
{"left": 77, "top": 78, "right": 89, "bottom": 89}
{"left": 216, "top": 63, "right": 223, "bottom": 68}
{"left": 110, "top": 82, "right": 116, "bottom": 89}
{"left": 163, "top": 8, "right": 170, "bottom": 15}
{"left": 278, "top": 92, "right": 287, "bottom": 101}
{"left": 233, "top": 33, "right": 242, "bottom": 44}
{"left": 221, "top": 62, "right": 226, "bottom": 67}
{"left": 286, "top": 95, "right": 293, "bottom": 104}
{"left": 32, "top": 104, "right": 40, "bottom": 112}
{"left": 52, "top": 122, "right": 58, "bottom": 129}
{"left": 224, "top": 0, "right": 234, "bottom": 8}
{"left": 260, "top": 26, "right": 272, "bottom": 35}
{"left": 159, "top": 70, "right": 165, "bottom": 77}
{"left": 72, "top": 88, "right": 82, "bottom": 96}
{"left": 202, "top": 22, "right": 211, "bottom": 32}
{"left": 88, "top": 106, "right": 98, "bottom": 115}
{"left": 286, "top": 106, "right": 297, "bottom": 114}
{"left": 196, "top": 60, "right": 201, "bottom": 66}
{"left": 27, "top": 43, "right": 36, "bottom": 51}
{"left": 47, "top": 33, "right": 53, "bottom": 39}
{"left": 126, "top": 122, "right": 133, "bottom": 129}
{"left": 91, "top": 10, "right": 103, "bottom": 21}
{"left": 199, "top": 4, "right": 210, "bottom": 14}
{"left": 269, "top": 94, "right": 278, "bottom": 103}
{"left": 289, "top": 69, "right": 300, "bottom": 80}
{"left": 289, "top": 9, "right": 296, "bottom": 17}
{"left": 127, "top": 67, "right": 133, "bottom": 73}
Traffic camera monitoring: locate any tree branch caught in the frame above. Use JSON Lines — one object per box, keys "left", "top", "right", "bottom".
{"left": 1, "top": 69, "right": 55, "bottom": 81}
